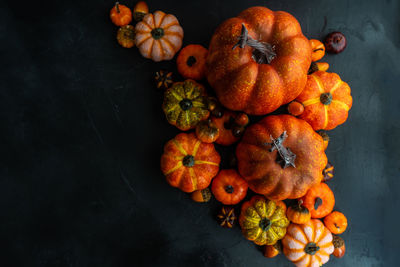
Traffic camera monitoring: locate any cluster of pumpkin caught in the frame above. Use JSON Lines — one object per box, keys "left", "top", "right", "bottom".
{"left": 110, "top": 3, "right": 352, "bottom": 266}
{"left": 110, "top": 1, "right": 184, "bottom": 61}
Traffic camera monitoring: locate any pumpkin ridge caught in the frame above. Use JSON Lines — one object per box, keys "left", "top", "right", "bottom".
{"left": 141, "top": 15, "right": 154, "bottom": 29}
{"left": 161, "top": 37, "right": 175, "bottom": 52}
{"left": 311, "top": 74, "right": 325, "bottom": 94}
{"left": 331, "top": 99, "right": 350, "bottom": 111}
{"left": 189, "top": 167, "right": 198, "bottom": 190}
{"left": 135, "top": 35, "right": 151, "bottom": 47}
{"left": 153, "top": 11, "right": 166, "bottom": 28}
{"left": 172, "top": 139, "right": 187, "bottom": 155}
{"left": 302, "top": 97, "right": 320, "bottom": 107}
{"left": 164, "top": 161, "right": 183, "bottom": 175}
{"left": 194, "top": 160, "right": 219, "bottom": 166}
{"left": 191, "top": 140, "right": 202, "bottom": 156}
{"left": 163, "top": 31, "right": 183, "bottom": 38}
{"left": 293, "top": 225, "right": 308, "bottom": 243}
{"left": 292, "top": 253, "right": 307, "bottom": 263}
{"left": 160, "top": 21, "right": 179, "bottom": 30}
{"left": 323, "top": 105, "right": 329, "bottom": 129}
{"left": 328, "top": 80, "right": 343, "bottom": 95}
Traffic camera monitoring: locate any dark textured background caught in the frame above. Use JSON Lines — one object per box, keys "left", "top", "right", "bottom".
{"left": 1, "top": 0, "right": 399, "bottom": 266}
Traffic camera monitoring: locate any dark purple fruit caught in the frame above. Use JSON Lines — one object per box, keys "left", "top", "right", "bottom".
{"left": 324, "top": 32, "right": 347, "bottom": 54}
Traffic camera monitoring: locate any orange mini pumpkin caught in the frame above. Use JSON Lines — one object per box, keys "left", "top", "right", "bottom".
{"left": 295, "top": 71, "right": 353, "bottom": 130}
{"left": 195, "top": 119, "right": 219, "bottom": 143}
{"left": 206, "top": 6, "right": 312, "bottom": 115}
{"left": 301, "top": 183, "right": 335, "bottom": 219}
{"left": 286, "top": 200, "right": 311, "bottom": 224}
{"left": 324, "top": 211, "right": 348, "bottom": 234}
{"left": 264, "top": 241, "right": 282, "bottom": 258}
{"left": 160, "top": 133, "right": 220, "bottom": 193}
{"left": 211, "top": 169, "right": 248, "bottom": 205}
{"left": 135, "top": 11, "right": 184, "bottom": 62}
{"left": 332, "top": 235, "right": 346, "bottom": 258}
{"left": 191, "top": 188, "right": 212, "bottom": 203}
{"left": 177, "top": 44, "right": 208, "bottom": 80}
{"left": 309, "top": 39, "right": 325, "bottom": 62}
{"left": 237, "top": 115, "right": 327, "bottom": 200}
{"left": 282, "top": 219, "right": 334, "bottom": 267}
{"left": 110, "top": 2, "right": 132, "bottom": 26}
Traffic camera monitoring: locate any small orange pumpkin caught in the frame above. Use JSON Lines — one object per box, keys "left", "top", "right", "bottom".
{"left": 160, "top": 133, "right": 220, "bottom": 193}
{"left": 116, "top": 25, "right": 135, "bottom": 48}
{"left": 275, "top": 200, "right": 287, "bottom": 214}
{"left": 324, "top": 211, "right": 348, "bottom": 234}
{"left": 195, "top": 119, "right": 219, "bottom": 143}
{"left": 135, "top": 11, "right": 184, "bottom": 62}
{"left": 191, "top": 188, "right": 212, "bottom": 203}
{"left": 332, "top": 235, "right": 346, "bottom": 258}
{"left": 309, "top": 39, "right": 325, "bottom": 62}
{"left": 308, "top": 62, "right": 329, "bottom": 74}
{"left": 110, "top": 2, "right": 132, "bottom": 26}
{"left": 211, "top": 169, "right": 248, "bottom": 205}
{"left": 301, "top": 183, "right": 335, "bottom": 219}
{"left": 177, "top": 44, "right": 208, "bottom": 80}
{"left": 286, "top": 200, "right": 311, "bottom": 224}
{"left": 287, "top": 101, "right": 304, "bottom": 116}
{"left": 282, "top": 219, "right": 334, "bottom": 267}
{"left": 317, "top": 130, "right": 330, "bottom": 150}
{"left": 133, "top": 1, "right": 149, "bottom": 22}
{"left": 264, "top": 241, "right": 282, "bottom": 258}
{"left": 295, "top": 71, "right": 353, "bottom": 130}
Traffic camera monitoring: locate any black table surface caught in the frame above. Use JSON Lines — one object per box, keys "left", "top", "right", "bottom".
{"left": 1, "top": 0, "right": 399, "bottom": 266}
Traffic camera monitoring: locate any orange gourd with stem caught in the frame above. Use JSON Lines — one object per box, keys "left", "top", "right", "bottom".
{"left": 110, "top": 2, "right": 132, "bottom": 26}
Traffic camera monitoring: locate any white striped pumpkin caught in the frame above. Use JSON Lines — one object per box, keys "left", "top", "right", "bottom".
{"left": 282, "top": 219, "right": 334, "bottom": 267}
{"left": 135, "top": 11, "right": 184, "bottom": 62}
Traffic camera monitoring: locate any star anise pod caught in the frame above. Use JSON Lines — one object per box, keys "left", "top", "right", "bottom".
{"left": 217, "top": 206, "right": 236, "bottom": 228}
{"left": 155, "top": 70, "right": 173, "bottom": 90}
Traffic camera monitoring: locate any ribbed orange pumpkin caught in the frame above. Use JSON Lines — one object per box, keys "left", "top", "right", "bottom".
{"left": 237, "top": 115, "right": 327, "bottom": 200}
{"left": 160, "top": 133, "right": 220, "bottom": 192}
{"left": 282, "top": 219, "right": 334, "bottom": 267}
{"left": 206, "top": 6, "right": 311, "bottom": 115}
{"left": 295, "top": 71, "right": 353, "bottom": 130}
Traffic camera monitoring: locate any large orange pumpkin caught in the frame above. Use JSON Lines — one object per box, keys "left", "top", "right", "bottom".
{"left": 236, "top": 115, "right": 327, "bottom": 200}
{"left": 295, "top": 71, "right": 352, "bottom": 130}
{"left": 206, "top": 6, "right": 312, "bottom": 115}
{"left": 161, "top": 133, "right": 220, "bottom": 192}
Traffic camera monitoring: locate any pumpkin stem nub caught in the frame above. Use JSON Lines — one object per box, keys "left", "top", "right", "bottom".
{"left": 314, "top": 197, "right": 323, "bottom": 210}
{"left": 186, "top": 56, "right": 197, "bottom": 67}
{"left": 320, "top": 92, "right": 333, "bottom": 105}
{"left": 264, "top": 131, "right": 296, "bottom": 169}
{"left": 182, "top": 155, "right": 195, "bottom": 167}
{"left": 179, "top": 99, "right": 193, "bottom": 111}
{"left": 115, "top": 2, "right": 120, "bottom": 13}
{"left": 305, "top": 242, "right": 320, "bottom": 255}
{"left": 259, "top": 217, "right": 272, "bottom": 231}
{"left": 151, "top": 28, "right": 165, "bottom": 40}
{"left": 225, "top": 185, "right": 234, "bottom": 194}
{"left": 233, "top": 24, "right": 276, "bottom": 64}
